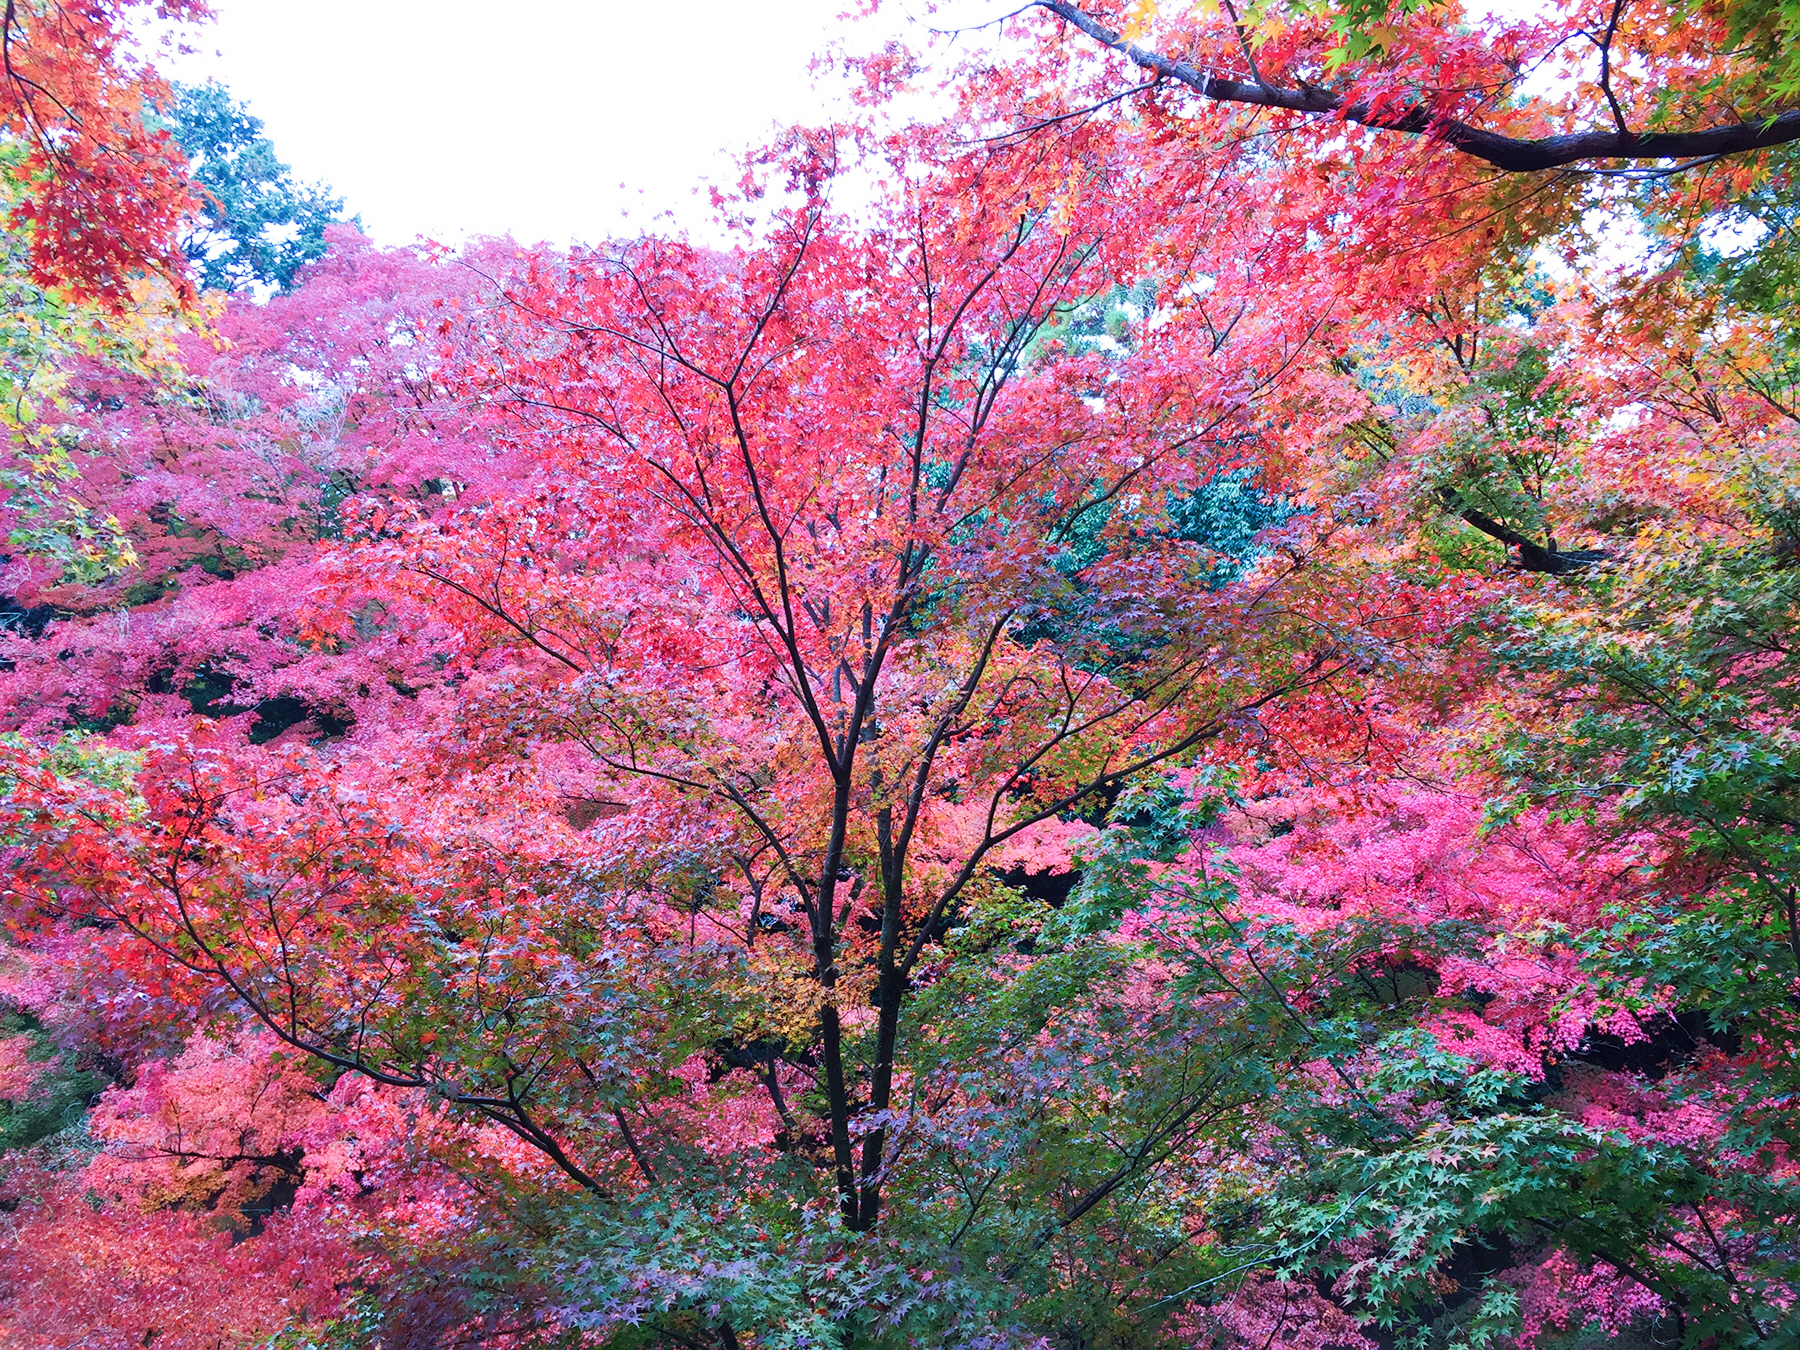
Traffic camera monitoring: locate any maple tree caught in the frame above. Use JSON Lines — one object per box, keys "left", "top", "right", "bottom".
{"left": 0, "top": 0, "right": 216, "bottom": 595}
{"left": 0, "top": 0, "right": 1797, "bottom": 1346}
{"left": 0, "top": 0, "right": 203, "bottom": 308}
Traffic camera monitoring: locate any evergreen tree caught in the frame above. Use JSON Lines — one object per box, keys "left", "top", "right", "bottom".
{"left": 158, "top": 83, "right": 344, "bottom": 293}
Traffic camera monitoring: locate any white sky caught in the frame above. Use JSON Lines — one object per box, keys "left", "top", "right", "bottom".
{"left": 160, "top": 0, "right": 939, "bottom": 248}
{"left": 152, "top": 2, "right": 1575, "bottom": 251}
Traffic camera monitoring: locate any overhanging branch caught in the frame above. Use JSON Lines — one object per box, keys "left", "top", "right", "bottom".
{"left": 1035, "top": 0, "right": 1800, "bottom": 173}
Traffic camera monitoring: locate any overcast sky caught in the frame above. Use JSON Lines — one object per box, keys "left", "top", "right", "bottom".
{"left": 154, "top": 2, "right": 1566, "bottom": 252}
{"left": 160, "top": 1, "right": 930, "bottom": 248}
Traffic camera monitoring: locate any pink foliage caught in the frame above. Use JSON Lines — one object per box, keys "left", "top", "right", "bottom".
{"left": 1509, "top": 1249, "right": 1666, "bottom": 1347}
{"left": 1177, "top": 1276, "right": 1376, "bottom": 1350}
{"left": 0, "top": 228, "right": 520, "bottom": 744}
{"left": 0, "top": 1162, "right": 346, "bottom": 1350}
{"left": 1219, "top": 787, "right": 1661, "bottom": 1074}
{"left": 0, "top": 1034, "right": 41, "bottom": 1101}
{"left": 86, "top": 1031, "right": 332, "bottom": 1216}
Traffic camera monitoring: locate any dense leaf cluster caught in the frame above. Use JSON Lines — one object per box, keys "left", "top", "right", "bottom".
{"left": 1, "top": 2, "right": 1799, "bottom": 1348}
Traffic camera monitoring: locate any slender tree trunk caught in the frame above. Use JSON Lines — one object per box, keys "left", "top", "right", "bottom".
{"left": 858, "top": 963, "right": 904, "bottom": 1230}
{"left": 816, "top": 769, "right": 861, "bottom": 1226}
{"left": 819, "top": 1001, "right": 860, "bottom": 1227}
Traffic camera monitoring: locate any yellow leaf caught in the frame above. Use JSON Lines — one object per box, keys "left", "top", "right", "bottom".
{"left": 1120, "top": 0, "right": 1161, "bottom": 41}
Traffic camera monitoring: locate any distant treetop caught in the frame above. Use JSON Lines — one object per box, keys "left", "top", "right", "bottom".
{"left": 159, "top": 82, "right": 346, "bottom": 293}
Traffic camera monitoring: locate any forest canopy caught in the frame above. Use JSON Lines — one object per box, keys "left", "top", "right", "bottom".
{"left": 0, "top": 1, "right": 1797, "bottom": 1348}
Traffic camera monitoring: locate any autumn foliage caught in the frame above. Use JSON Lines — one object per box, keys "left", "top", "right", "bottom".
{"left": 0, "top": 1, "right": 1797, "bottom": 1347}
